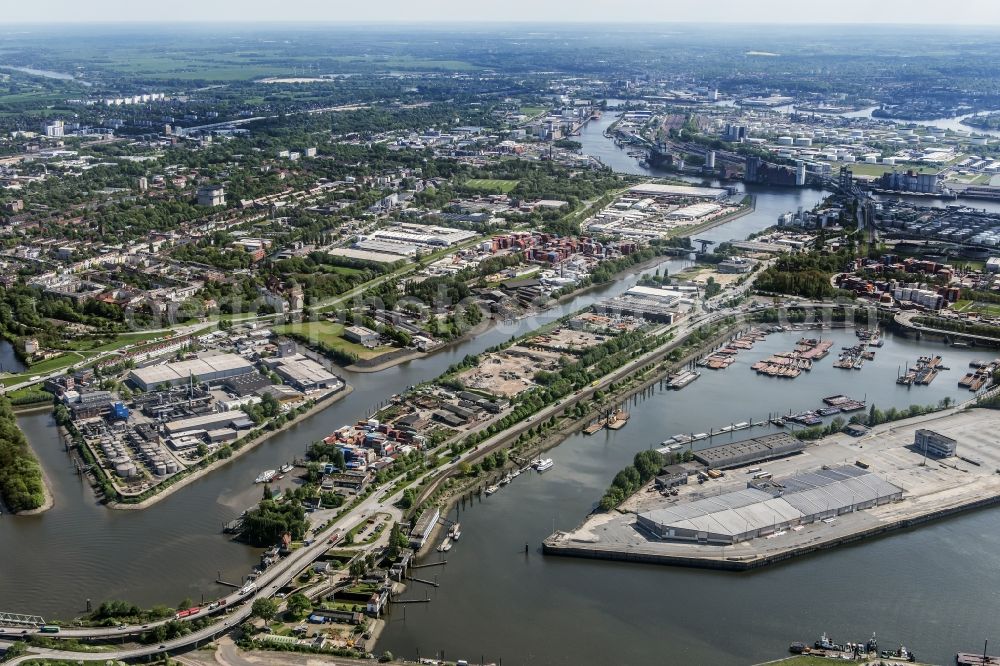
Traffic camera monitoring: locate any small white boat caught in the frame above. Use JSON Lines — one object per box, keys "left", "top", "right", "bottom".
{"left": 449, "top": 523, "right": 462, "bottom": 540}
{"left": 484, "top": 485, "right": 500, "bottom": 495}
{"left": 255, "top": 470, "right": 277, "bottom": 484}
{"left": 437, "top": 538, "right": 452, "bottom": 552}
{"left": 279, "top": 463, "right": 293, "bottom": 474}
{"left": 534, "top": 458, "right": 554, "bottom": 472}
{"left": 692, "top": 433, "right": 709, "bottom": 441}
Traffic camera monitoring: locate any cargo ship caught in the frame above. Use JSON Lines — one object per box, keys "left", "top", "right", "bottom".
{"left": 666, "top": 370, "right": 700, "bottom": 390}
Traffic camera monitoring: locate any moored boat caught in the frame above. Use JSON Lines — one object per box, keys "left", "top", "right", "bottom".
{"left": 255, "top": 469, "right": 277, "bottom": 484}
{"left": 533, "top": 458, "right": 554, "bottom": 472}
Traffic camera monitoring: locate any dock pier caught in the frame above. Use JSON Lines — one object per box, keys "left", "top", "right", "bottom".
{"left": 406, "top": 575, "right": 440, "bottom": 587}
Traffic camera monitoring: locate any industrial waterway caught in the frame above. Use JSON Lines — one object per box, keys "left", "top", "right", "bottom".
{"left": 0, "top": 111, "right": 993, "bottom": 664}
{"left": 375, "top": 115, "right": 1000, "bottom": 665}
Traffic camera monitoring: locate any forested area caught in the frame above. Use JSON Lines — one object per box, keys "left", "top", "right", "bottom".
{"left": 238, "top": 492, "right": 309, "bottom": 547}
{"left": 754, "top": 250, "right": 854, "bottom": 299}
{"left": 0, "top": 285, "right": 127, "bottom": 352}
{"left": 0, "top": 396, "right": 45, "bottom": 512}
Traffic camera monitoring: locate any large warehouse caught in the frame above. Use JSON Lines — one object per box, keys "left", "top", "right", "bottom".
{"left": 627, "top": 183, "right": 728, "bottom": 201}
{"left": 636, "top": 465, "right": 902, "bottom": 544}
{"left": 128, "top": 354, "right": 256, "bottom": 391}
{"left": 693, "top": 432, "right": 804, "bottom": 469}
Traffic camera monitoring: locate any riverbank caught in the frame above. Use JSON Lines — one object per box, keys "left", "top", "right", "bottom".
{"left": 12, "top": 402, "right": 56, "bottom": 415}
{"left": 108, "top": 385, "right": 354, "bottom": 511}
{"left": 345, "top": 349, "right": 425, "bottom": 373}
{"left": 544, "top": 399, "right": 1000, "bottom": 571}
{"left": 15, "top": 453, "right": 55, "bottom": 516}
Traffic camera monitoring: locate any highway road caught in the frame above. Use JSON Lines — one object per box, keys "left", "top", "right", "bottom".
{"left": 1, "top": 482, "right": 400, "bottom": 663}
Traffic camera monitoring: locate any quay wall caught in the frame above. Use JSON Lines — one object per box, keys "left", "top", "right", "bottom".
{"left": 543, "top": 491, "right": 1000, "bottom": 571}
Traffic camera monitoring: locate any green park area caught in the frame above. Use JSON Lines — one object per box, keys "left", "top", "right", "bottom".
{"left": 464, "top": 178, "right": 520, "bottom": 193}
{"left": 953, "top": 299, "right": 1000, "bottom": 317}
{"left": 0, "top": 330, "right": 177, "bottom": 387}
{"left": 273, "top": 321, "right": 395, "bottom": 361}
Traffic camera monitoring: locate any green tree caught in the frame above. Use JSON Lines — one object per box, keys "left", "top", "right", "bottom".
{"left": 251, "top": 598, "right": 279, "bottom": 623}
{"left": 286, "top": 593, "right": 312, "bottom": 620}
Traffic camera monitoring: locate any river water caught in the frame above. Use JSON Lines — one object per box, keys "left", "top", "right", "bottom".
{"left": 5, "top": 112, "right": 996, "bottom": 664}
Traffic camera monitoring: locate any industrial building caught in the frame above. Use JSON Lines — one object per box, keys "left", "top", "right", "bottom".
{"left": 128, "top": 354, "right": 256, "bottom": 391}
{"left": 343, "top": 325, "right": 380, "bottom": 347}
{"left": 409, "top": 506, "right": 440, "bottom": 548}
{"left": 627, "top": 183, "right": 728, "bottom": 201}
{"left": 591, "top": 285, "right": 687, "bottom": 324}
{"left": 163, "top": 410, "right": 253, "bottom": 436}
{"left": 262, "top": 354, "right": 343, "bottom": 393}
{"left": 914, "top": 429, "right": 957, "bottom": 458}
{"left": 637, "top": 465, "right": 903, "bottom": 544}
{"left": 692, "top": 432, "right": 804, "bottom": 469}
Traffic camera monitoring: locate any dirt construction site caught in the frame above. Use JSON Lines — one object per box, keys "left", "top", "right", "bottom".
{"left": 457, "top": 344, "right": 563, "bottom": 397}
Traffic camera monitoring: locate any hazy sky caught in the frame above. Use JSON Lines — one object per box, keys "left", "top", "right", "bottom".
{"left": 12, "top": 0, "right": 1000, "bottom": 24}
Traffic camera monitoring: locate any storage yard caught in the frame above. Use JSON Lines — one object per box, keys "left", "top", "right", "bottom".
{"left": 584, "top": 184, "right": 744, "bottom": 239}
{"left": 545, "top": 408, "right": 1000, "bottom": 569}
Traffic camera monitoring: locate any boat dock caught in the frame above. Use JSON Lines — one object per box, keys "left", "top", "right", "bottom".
{"left": 898, "top": 355, "right": 943, "bottom": 386}
{"left": 957, "top": 652, "right": 1000, "bottom": 665}
{"left": 697, "top": 328, "right": 769, "bottom": 370}
{"left": 583, "top": 408, "right": 631, "bottom": 434}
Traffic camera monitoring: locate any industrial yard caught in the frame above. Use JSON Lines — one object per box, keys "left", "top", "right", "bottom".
{"left": 585, "top": 183, "right": 747, "bottom": 239}
{"left": 545, "top": 407, "right": 1000, "bottom": 569}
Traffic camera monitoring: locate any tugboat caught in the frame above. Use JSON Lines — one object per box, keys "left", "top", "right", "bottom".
{"left": 814, "top": 632, "right": 842, "bottom": 651}
{"left": 881, "top": 645, "right": 916, "bottom": 662}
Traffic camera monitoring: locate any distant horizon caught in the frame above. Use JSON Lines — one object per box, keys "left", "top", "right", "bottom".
{"left": 6, "top": 0, "right": 1000, "bottom": 26}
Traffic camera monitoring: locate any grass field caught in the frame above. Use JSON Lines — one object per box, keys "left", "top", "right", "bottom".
{"left": 953, "top": 299, "right": 1000, "bottom": 316}
{"left": 518, "top": 106, "right": 547, "bottom": 118}
{"left": 273, "top": 321, "right": 395, "bottom": 360}
{"left": 464, "top": 178, "right": 520, "bottom": 193}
